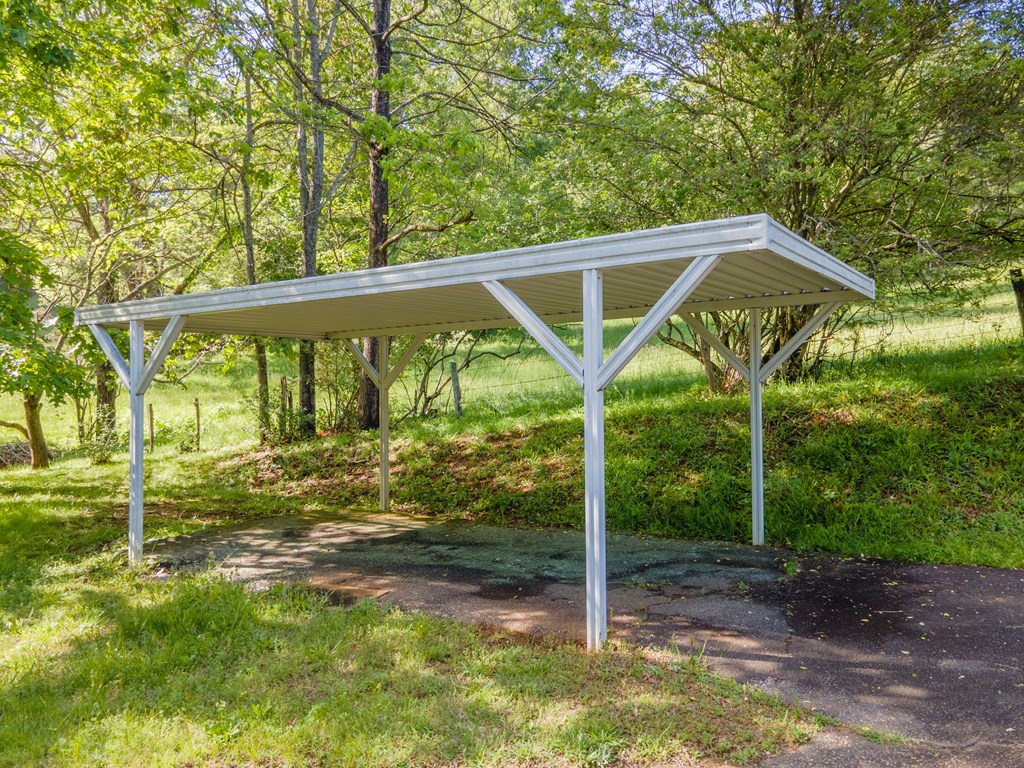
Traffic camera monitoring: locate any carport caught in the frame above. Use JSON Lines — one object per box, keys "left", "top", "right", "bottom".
{"left": 75, "top": 213, "right": 874, "bottom": 650}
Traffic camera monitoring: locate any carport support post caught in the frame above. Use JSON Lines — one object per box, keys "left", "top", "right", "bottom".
{"left": 89, "top": 315, "right": 186, "bottom": 564}
{"left": 582, "top": 269, "right": 607, "bottom": 650}
{"left": 379, "top": 336, "right": 390, "bottom": 512}
{"left": 343, "top": 334, "right": 427, "bottom": 512}
{"left": 749, "top": 309, "right": 765, "bottom": 546}
{"left": 128, "top": 320, "right": 145, "bottom": 563}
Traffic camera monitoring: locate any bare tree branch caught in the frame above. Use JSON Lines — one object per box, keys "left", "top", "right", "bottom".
{"left": 0, "top": 420, "right": 30, "bottom": 439}
{"left": 383, "top": 0, "right": 428, "bottom": 43}
{"left": 381, "top": 209, "right": 474, "bottom": 251}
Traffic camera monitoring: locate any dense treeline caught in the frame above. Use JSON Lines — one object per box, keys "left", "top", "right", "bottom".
{"left": 2, "top": 0, "right": 1022, "bottom": 467}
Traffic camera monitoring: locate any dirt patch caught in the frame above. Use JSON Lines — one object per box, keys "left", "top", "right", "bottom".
{"left": 476, "top": 577, "right": 551, "bottom": 601}
{"left": 811, "top": 408, "right": 856, "bottom": 426}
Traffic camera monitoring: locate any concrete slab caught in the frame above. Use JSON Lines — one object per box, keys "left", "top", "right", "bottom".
{"left": 150, "top": 510, "right": 1024, "bottom": 767}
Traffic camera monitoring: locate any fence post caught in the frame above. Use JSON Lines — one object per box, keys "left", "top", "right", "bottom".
{"left": 1011, "top": 268, "right": 1024, "bottom": 340}
{"left": 193, "top": 398, "right": 200, "bottom": 452}
{"left": 450, "top": 361, "right": 463, "bottom": 417}
{"left": 279, "top": 376, "right": 288, "bottom": 436}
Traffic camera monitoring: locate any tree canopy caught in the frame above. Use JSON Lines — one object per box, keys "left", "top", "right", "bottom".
{"left": 1, "top": 0, "right": 1022, "bottom": 459}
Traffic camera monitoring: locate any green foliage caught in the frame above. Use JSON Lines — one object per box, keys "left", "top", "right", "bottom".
{"left": 494, "top": 0, "right": 1024, "bottom": 382}
{"left": 0, "top": 0, "right": 74, "bottom": 72}
{"left": 541, "top": 0, "right": 1023, "bottom": 297}
{"left": 0, "top": 231, "right": 86, "bottom": 404}
{"left": 78, "top": 420, "right": 125, "bottom": 465}
{"left": 0, "top": 229, "right": 47, "bottom": 335}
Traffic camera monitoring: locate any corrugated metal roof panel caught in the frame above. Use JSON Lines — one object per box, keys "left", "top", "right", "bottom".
{"left": 75, "top": 215, "right": 874, "bottom": 338}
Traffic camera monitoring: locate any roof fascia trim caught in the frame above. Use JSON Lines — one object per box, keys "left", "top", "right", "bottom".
{"left": 765, "top": 220, "right": 876, "bottom": 299}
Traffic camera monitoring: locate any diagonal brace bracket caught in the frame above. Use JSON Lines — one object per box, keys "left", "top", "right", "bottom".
{"left": 135, "top": 315, "right": 186, "bottom": 395}
{"left": 597, "top": 255, "right": 720, "bottom": 391}
{"left": 89, "top": 316, "right": 188, "bottom": 395}
{"left": 88, "top": 325, "right": 130, "bottom": 389}
{"left": 758, "top": 302, "right": 842, "bottom": 384}
{"left": 342, "top": 334, "right": 429, "bottom": 391}
{"left": 384, "top": 334, "right": 429, "bottom": 389}
{"left": 483, "top": 280, "right": 584, "bottom": 386}
{"left": 676, "top": 312, "right": 751, "bottom": 382}
{"left": 342, "top": 338, "right": 380, "bottom": 387}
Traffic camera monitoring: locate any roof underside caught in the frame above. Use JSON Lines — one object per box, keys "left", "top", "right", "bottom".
{"left": 76, "top": 215, "right": 875, "bottom": 339}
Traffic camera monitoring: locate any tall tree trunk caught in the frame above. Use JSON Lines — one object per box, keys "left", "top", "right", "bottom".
{"left": 23, "top": 392, "right": 49, "bottom": 469}
{"left": 292, "top": 0, "right": 325, "bottom": 438}
{"left": 255, "top": 339, "right": 271, "bottom": 440}
{"left": 76, "top": 197, "right": 119, "bottom": 442}
{"left": 74, "top": 396, "right": 87, "bottom": 445}
{"left": 239, "top": 71, "right": 271, "bottom": 442}
{"left": 357, "top": 0, "right": 392, "bottom": 431}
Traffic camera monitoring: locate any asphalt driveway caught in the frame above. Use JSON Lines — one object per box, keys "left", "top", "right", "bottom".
{"left": 150, "top": 510, "right": 1024, "bottom": 767}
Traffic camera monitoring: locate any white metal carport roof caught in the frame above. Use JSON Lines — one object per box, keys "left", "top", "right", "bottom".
{"left": 76, "top": 213, "right": 875, "bottom": 650}
{"left": 77, "top": 214, "right": 872, "bottom": 338}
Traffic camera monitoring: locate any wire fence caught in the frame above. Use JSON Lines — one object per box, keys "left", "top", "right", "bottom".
{"left": 386, "top": 303, "right": 1023, "bottom": 415}
{"left": 836, "top": 312, "right": 1021, "bottom": 358}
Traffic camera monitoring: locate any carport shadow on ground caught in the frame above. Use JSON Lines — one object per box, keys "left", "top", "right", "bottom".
{"left": 150, "top": 510, "right": 1024, "bottom": 768}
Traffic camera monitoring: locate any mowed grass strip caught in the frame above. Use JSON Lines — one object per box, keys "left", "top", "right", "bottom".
{"left": 0, "top": 459, "right": 817, "bottom": 768}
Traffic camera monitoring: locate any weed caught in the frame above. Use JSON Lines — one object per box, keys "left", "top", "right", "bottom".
{"left": 855, "top": 725, "right": 905, "bottom": 745}
{"left": 556, "top": 721, "right": 626, "bottom": 767}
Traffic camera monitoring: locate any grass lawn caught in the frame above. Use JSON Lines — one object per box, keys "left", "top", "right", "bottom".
{"left": 0, "top": 453, "right": 819, "bottom": 768}
{"left": 1, "top": 285, "right": 1022, "bottom": 765}
{"left": 231, "top": 336, "right": 1024, "bottom": 568}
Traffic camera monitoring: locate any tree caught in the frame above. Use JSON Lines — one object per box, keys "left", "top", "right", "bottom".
{"left": 525, "top": 0, "right": 1024, "bottom": 386}
{"left": 191, "top": 47, "right": 281, "bottom": 442}
{"left": 219, "top": 0, "right": 353, "bottom": 438}
{"left": 0, "top": 231, "right": 86, "bottom": 467}
{"left": 307, "top": 0, "right": 517, "bottom": 429}
{"left": 2, "top": 0, "right": 229, "bottom": 440}
{"left": 223, "top": 0, "right": 523, "bottom": 431}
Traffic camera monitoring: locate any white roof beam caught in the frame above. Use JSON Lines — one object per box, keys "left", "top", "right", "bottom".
{"left": 76, "top": 215, "right": 773, "bottom": 327}
{"left": 767, "top": 221, "right": 876, "bottom": 299}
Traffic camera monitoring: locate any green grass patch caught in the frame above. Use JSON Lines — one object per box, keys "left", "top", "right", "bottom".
{"left": 1, "top": 580, "right": 814, "bottom": 767}
{"left": 230, "top": 339, "right": 1024, "bottom": 567}
{"left": 2, "top": 289, "right": 1022, "bottom": 765}
{"left": 0, "top": 455, "right": 816, "bottom": 767}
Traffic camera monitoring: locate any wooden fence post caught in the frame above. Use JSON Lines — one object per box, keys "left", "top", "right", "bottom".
{"left": 1011, "top": 268, "right": 1024, "bottom": 340}
{"left": 450, "top": 361, "right": 463, "bottom": 417}
{"left": 193, "top": 398, "right": 200, "bottom": 452}
{"left": 278, "top": 376, "right": 288, "bottom": 436}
